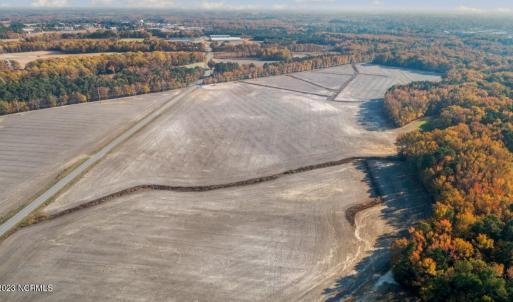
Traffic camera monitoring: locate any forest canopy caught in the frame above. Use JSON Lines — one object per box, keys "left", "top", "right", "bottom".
{"left": 0, "top": 51, "right": 204, "bottom": 114}
{"left": 382, "top": 30, "right": 513, "bottom": 302}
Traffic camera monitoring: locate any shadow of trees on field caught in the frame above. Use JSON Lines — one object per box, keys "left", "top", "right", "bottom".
{"left": 356, "top": 99, "right": 395, "bottom": 132}
{"left": 322, "top": 160, "right": 431, "bottom": 302}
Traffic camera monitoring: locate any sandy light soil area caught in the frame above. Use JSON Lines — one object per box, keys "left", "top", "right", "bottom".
{"left": 0, "top": 64, "right": 440, "bottom": 302}
{"left": 0, "top": 90, "right": 180, "bottom": 221}
{"left": 45, "top": 80, "right": 403, "bottom": 214}
{"left": 0, "top": 163, "right": 371, "bottom": 302}
{"left": 243, "top": 75, "right": 333, "bottom": 96}
{"left": 334, "top": 64, "right": 440, "bottom": 102}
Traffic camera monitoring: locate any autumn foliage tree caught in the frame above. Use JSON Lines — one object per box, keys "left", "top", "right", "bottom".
{"left": 204, "top": 53, "right": 372, "bottom": 84}
{"left": 0, "top": 51, "right": 204, "bottom": 114}
{"left": 0, "top": 39, "right": 205, "bottom": 54}
{"left": 385, "top": 37, "right": 513, "bottom": 301}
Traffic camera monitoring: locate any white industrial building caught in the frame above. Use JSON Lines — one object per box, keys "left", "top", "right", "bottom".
{"left": 209, "top": 35, "right": 242, "bottom": 42}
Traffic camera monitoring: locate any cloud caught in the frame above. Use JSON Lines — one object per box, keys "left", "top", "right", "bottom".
{"left": 495, "top": 8, "right": 512, "bottom": 13}
{"left": 295, "top": 0, "right": 335, "bottom": 3}
{"left": 455, "top": 5, "right": 513, "bottom": 14}
{"left": 272, "top": 4, "right": 287, "bottom": 10}
{"left": 456, "top": 5, "right": 483, "bottom": 13}
{"left": 91, "top": 0, "right": 114, "bottom": 5}
{"left": 125, "top": 0, "right": 176, "bottom": 7}
{"left": 201, "top": 1, "right": 226, "bottom": 9}
{"left": 371, "top": 0, "right": 383, "bottom": 6}
{"left": 200, "top": 1, "right": 261, "bottom": 10}
{"left": 32, "top": 0, "right": 68, "bottom": 7}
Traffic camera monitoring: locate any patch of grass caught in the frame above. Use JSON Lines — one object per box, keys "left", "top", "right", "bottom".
{"left": 418, "top": 116, "right": 434, "bottom": 132}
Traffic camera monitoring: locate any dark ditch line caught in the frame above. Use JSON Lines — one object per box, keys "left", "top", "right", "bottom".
{"left": 312, "top": 71, "right": 356, "bottom": 76}
{"left": 238, "top": 80, "right": 330, "bottom": 98}
{"left": 358, "top": 72, "right": 389, "bottom": 78}
{"left": 351, "top": 63, "right": 360, "bottom": 74}
{"left": 26, "top": 155, "right": 400, "bottom": 228}
{"left": 285, "top": 74, "right": 337, "bottom": 92}
{"left": 354, "top": 62, "right": 397, "bottom": 77}
{"left": 327, "top": 63, "right": 359, "bottom": 102}
{"left": 326, "top": 64, "right": 391, "bottom": 103}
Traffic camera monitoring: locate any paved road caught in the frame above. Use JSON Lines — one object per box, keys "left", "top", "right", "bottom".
{"left": 0, "top": 86, "right": 197, "bottom": 238}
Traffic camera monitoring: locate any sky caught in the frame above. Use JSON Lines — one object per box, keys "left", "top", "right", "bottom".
{"left": 0, "top": 0, "right": 512, "bottom": 13}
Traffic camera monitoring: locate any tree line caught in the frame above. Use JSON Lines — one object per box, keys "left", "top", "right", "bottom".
{"left": 383, "top": 40, "right": 513, "bottom": 301}
{"left": 0, "top": 39, "right": 205, "bottom": 54}
{"left": 212, "top": 41, "right": 292, "bottom": 61}
{"left": 0, "top": 51, "right": 204, "bottom": 114}
{"left": 203, "top": 53, "right": 372, "bottom": 84}
{"left": 0, "top": 59, "right": 20, "bottom": 71}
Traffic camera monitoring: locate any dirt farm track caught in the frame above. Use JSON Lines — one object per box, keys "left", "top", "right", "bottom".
{"left": 0, "top": 64, "right": 439, "bottom": 301}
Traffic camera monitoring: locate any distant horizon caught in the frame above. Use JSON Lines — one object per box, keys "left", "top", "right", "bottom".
{"left": 1, "top": 8, "right": 513, "bottom": 17}
{"left": 1, "top": 0, "right": 512, "bottom": 15}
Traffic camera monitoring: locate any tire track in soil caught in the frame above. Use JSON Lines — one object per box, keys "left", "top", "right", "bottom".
{"left": 327, "top": 64, "right": 360, "bottom": 102}
{"left": 238, "top": 80, "right": 331, "bottom": 98}
{"left": 313, "top": 71, "right": 355, "bottom": 76}
{"left": 285, "top": 74, "right": 338, "bottom": 92}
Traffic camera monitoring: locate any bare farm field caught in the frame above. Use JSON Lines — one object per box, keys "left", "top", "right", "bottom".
{"left": 0, "top": 51, "right": 112, "bottom": 68}
{"left": 0, "top": 160, "right": 429, "bottom": 302}
{"left": 0, "top": 90, "right": 180, "bottom": 221}
{"left": 242, "top": 75, "right": 333, "bottom": 96}
{"left": 335, "top": 74, "right": 399, "bottom": 102}
{"left": 335, "top": 64, "right": 440, "bottom": 102}
{"left": 45, "top": 80, "right": 404, "bottom": 213}
{"left": 0, "top": 64, "right": 440, "bottom": 301}
{"left": 314, "top": 64, "right": 356, "bottom": 75}
{"left": 0, "top": 163, "right": 370, "bottom": 302}
{"left": 289, "top": 71, "right": 354, "bottom": 90}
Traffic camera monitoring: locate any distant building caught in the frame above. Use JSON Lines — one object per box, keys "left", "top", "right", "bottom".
{"left": 22, "top": 23, "right": 40, "bottom": 33}
{"left": 54, "top": 23, "right": 74, "bottom": 31}
{"left": 209, "top": 35, "right": 241, "bottom": 42}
